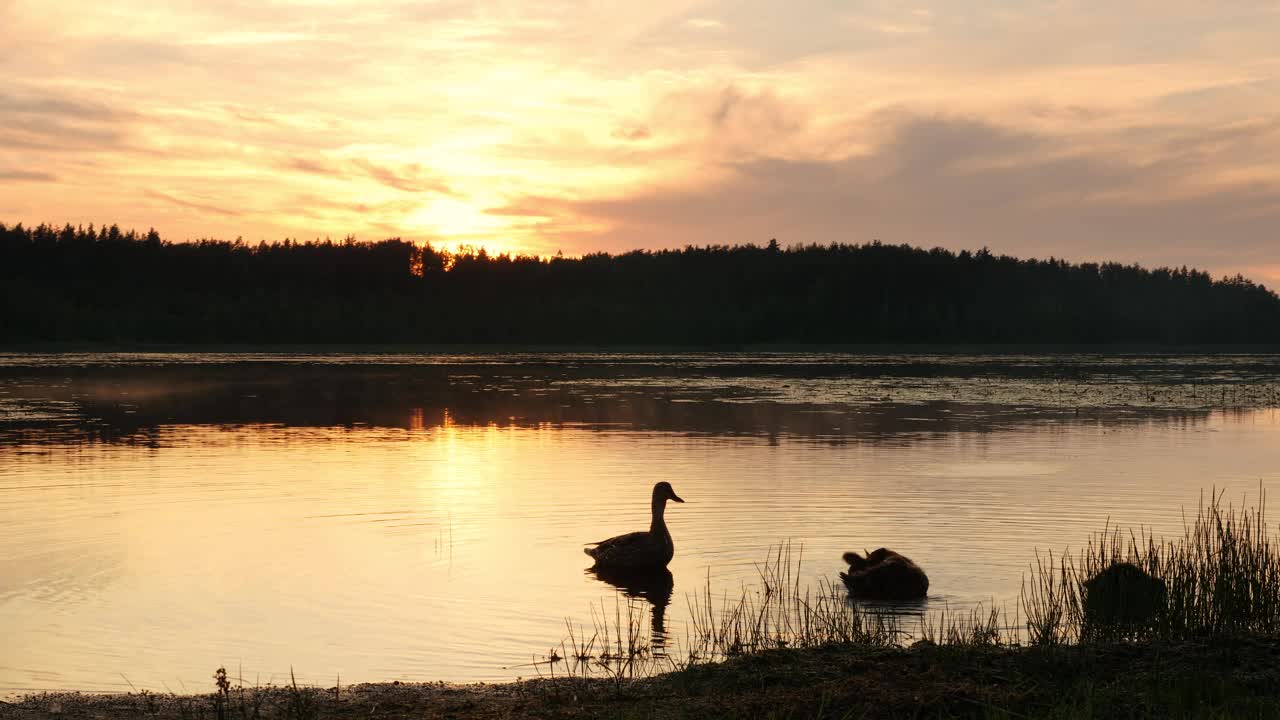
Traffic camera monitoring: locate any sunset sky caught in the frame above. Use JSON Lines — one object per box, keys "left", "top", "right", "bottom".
{"left": 3, "top": 1, "right": 1279, "bottom": 282}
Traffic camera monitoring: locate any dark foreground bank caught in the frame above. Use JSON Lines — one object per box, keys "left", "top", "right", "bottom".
{"left": 6, "top": 638, "right": 1280, "bottom": 720}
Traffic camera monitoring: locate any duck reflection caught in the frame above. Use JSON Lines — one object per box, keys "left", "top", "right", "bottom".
{"left": 586, "top": 566, "right": 674, "bottom": 649}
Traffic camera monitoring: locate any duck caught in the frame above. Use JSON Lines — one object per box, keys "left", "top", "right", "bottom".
{"left": 840, "top": 547, "right": 929, "bottom": 601}
{"left": 584, "top": 482, "right": 685, "bottom": 570}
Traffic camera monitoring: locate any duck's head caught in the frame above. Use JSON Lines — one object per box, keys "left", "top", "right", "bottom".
{"left": 653, "top": 481, "right": 685, "bottom": 504}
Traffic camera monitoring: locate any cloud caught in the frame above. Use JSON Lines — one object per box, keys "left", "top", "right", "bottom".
{"left": 282, "top": 156, "right": 452, "bottom": 194}
{"left": 145, "top": 190, "right": 242, "bottom": 217}
{"left": 188, "top": 31, "right": 312, "bottom": 46}
{"left": 285, "top": 157, "right": 333, "bottom": 176}
{"left": 72, "top": 38, "right": 196, "bottom": 69}
{"left": 0, "top": 117, "right": 127, "bottom": 152}
{"left": 0, "top": 88, "right": 138, "bottom": 152}
{"left": 349, "top": 159, "right": 452, "bottom": 195}
{"left": 281, "top": 192, "right": 424, "bottom": 220}
{"left": 0, "top": 91, "right": 130, "bottom": 122}
{"left": 0, "top": 170, "right": 58, "bottom": 182}
{"left": 508, "top": 111, "right": 1280, "bottom": 275}
{"left": 612, "top": 125, "right": 653, "bottom": 141}
{"left": 684, "top": 17, "right": 724, "bottom": 30}
{"left": 638, "top": 0, "right": 940, "bottom": 67}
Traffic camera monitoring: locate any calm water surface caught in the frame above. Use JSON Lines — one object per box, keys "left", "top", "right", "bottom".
{"left": 3, "top": 352, "right": 1280, "bottom": 694}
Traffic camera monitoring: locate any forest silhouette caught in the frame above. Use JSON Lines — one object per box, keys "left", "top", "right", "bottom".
{"left": 3, "top": 221, "right": 1278, "bottom": 344}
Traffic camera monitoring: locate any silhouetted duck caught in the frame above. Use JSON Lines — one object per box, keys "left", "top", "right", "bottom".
{"left": 840, "top": 548, "right": 929, "bottom": 601}
{"left": 585, "top": 482, "right": 685, "bottom": 570}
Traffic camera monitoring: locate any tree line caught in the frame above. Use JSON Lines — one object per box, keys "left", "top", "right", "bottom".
{"left": 3, "top": 221, "right": 1278, "bottom": 344}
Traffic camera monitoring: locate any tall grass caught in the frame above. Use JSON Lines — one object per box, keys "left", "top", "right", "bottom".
{"left": 551, "top": 595, "right": 670, "bottom": 682}
{"left": 919, "top": 603, "right": 1005, "bottom": 647}
{"left": 1022, "top": 487, "right": 1280, "bottom": 644}
{"left": 683, "top": 544, "right": 898, "bottom": 663}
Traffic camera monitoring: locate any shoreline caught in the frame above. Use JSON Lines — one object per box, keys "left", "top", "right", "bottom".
{"left": 5, "top": 342, "right": 1280, "bottom": 355}
{"left": 6, "top": 638, "right": 1280, "bottom": 719}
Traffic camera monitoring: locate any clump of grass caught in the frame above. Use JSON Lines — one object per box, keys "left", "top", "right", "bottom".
{"left": 683, "top": 543, "right": 898, "bottom": 665}
{"left": 919, "top": 603, "right": 1005, "bottom": 647}
{"left": 200, "top": 665, "right": 306, "bottom": 720}
{"left": 543, "top": 594, "right": 668, "bottom": 683}
{"left": 1021, "top": 550, "right": 1076, "bottom": 646}
{"left": 279, "top": 668, "right": 319, "bottom": 720}
{"left": 1021, "top": 486, "right": 1280, "bottom": 644}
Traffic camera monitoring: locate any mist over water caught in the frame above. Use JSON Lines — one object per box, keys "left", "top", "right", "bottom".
{"left": 2, "top": 352, "right": 1280, "bottom": 694}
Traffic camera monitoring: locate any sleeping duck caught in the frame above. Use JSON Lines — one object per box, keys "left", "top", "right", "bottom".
{"left": 840, "top": 547, "right": 929, "bottom": 601}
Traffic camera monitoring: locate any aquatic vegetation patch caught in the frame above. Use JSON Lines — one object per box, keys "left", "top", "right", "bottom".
{"left": 1022, "top": 487, "right": 1280, "bottom": 644}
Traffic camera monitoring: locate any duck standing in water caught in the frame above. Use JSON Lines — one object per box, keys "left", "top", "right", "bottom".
{"left": 585, "top": 482, "right": 685, "bottom": 570}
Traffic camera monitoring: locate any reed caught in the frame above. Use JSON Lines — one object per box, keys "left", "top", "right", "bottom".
{"left": 918, "top": 603, "right": 1004, "bottom": 647}
{"left": 682, "top": 543, "right": 898, "bottom": 665}
{"left": 1019, "top": 486, "right": 1280, "bottom": 644}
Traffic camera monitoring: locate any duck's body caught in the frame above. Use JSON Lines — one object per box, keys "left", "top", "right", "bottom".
{"left": 840, "top": 548, "right": 929, "bottom": 601}
{"left": 585, "top": 482, "right": 684, "bottom": 570}
{"left": 586, "top": 530, "right": 675, "bottom": 569}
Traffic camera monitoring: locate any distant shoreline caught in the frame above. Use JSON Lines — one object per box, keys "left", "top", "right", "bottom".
{"left": 5, "top": 342, "right": 1280, "bottom": 355}
{"left": 7, "top": 229, "right": 1279, "bottom": 346}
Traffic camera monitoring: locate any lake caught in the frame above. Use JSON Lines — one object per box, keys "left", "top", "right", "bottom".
{"left": 3, "top": 351, "right": 1280, "bottom": 694}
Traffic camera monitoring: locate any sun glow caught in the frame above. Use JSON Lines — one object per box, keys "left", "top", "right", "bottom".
{"left": 405, "top": 198, "right": 507, "bottom": 239}
{"left": 401, "top": 197, "right": 542, "bottom": 257}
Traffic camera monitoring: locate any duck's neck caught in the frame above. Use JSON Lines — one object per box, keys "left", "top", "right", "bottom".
{"left": 650, "top": 494, "right": 669, "bottom": 537}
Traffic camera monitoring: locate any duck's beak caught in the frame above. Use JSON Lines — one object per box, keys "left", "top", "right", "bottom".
{"left": 671, "top": 492, "right": 685, "bottom": 503}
